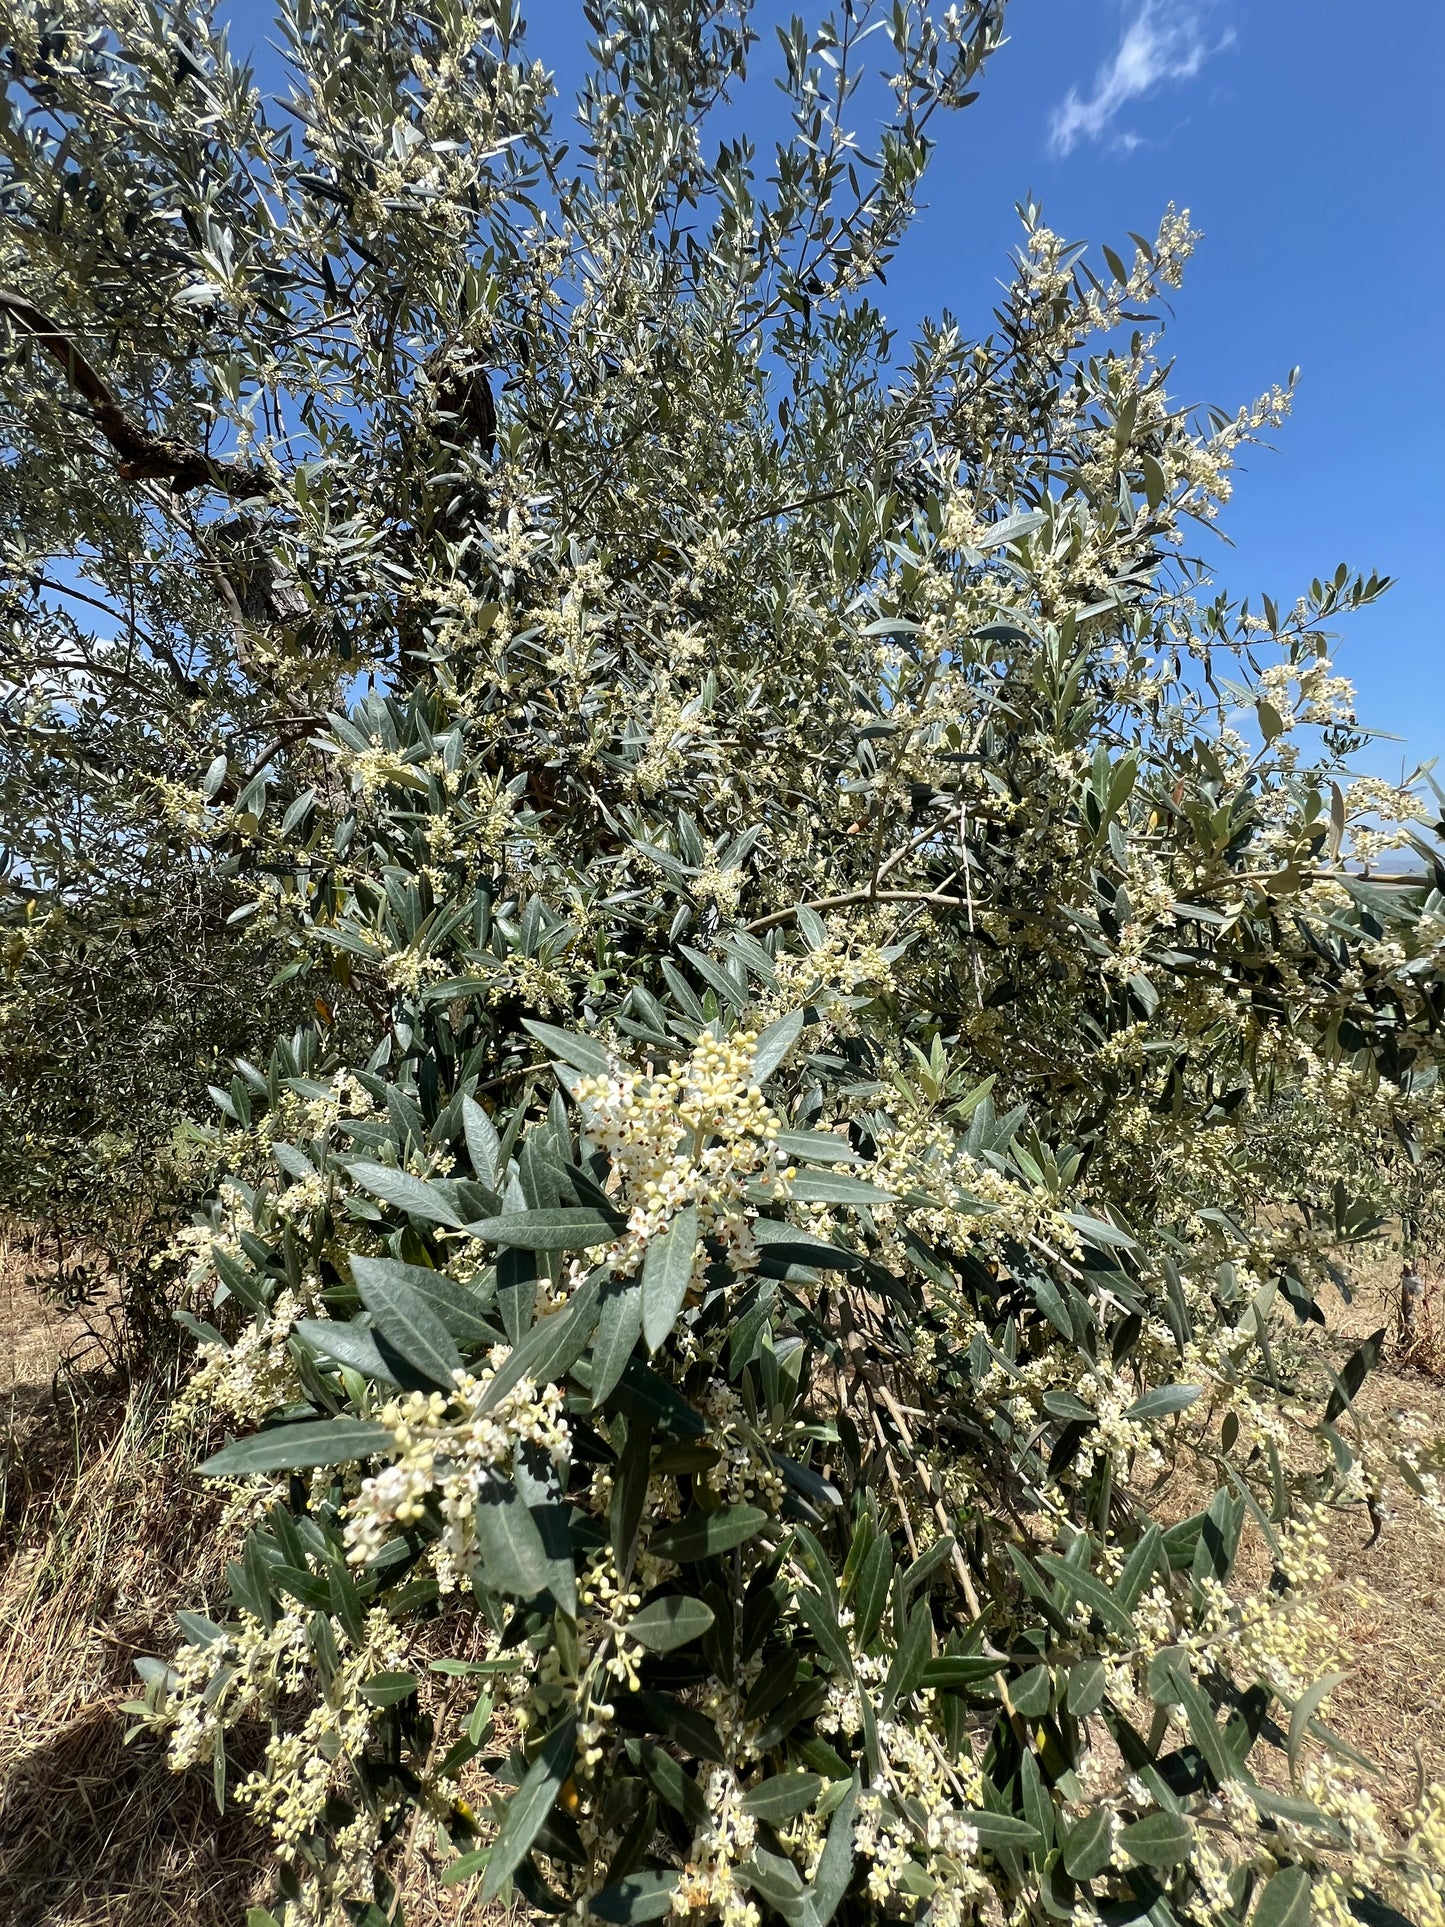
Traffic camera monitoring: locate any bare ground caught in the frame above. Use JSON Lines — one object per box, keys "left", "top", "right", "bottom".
{"left": 1272, "top": 1258, "right": 1445, "bottom": 1811}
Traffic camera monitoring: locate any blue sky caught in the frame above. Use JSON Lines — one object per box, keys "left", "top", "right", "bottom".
{"left": 222, "top": 0, "right": 1444, "bottom": 782}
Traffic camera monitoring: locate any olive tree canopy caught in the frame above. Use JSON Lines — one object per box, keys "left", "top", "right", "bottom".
{"left": 6, "top": 5, "right": 1445, "bottom": 1925}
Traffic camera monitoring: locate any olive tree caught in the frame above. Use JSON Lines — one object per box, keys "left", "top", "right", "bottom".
{"left": 6, "top": 4, "right": 1445, "bottom": 1924}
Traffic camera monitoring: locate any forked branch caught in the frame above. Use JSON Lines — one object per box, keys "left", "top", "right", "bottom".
{"left": 0, "top": 287, "right": 273, "bottom": 499}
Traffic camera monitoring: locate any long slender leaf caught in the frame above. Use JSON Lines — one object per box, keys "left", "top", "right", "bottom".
{"left": 1324, "top": 1327, "right": 1386, "bottom": 1423}
{"left": 741, "top": 1773, "right": 825, "bottom": 1824}
{"left": 649, "top": 1505, "right": 769, "bottom": 1563}
{"left": 469, "top": 1208, "right": 621, "bottom": 1251}
{"left": 353, "top": 1257, "right": 463, "bottom": 1389}
{"left": 590, "top": 1872, "right": 681, "bottom": 1923}
{"left": 293, "top": 1317, "right": 403, "bottom": 1387}
{"left": 480, "top": 1276, "right": 601, "bottom": 1411}
{"left": 1062, "top": 1807, "right": 1112, "bottom": 1880}
{"left": 471, "top": 1477, "right": 554, "bottom": 1598}
{"left": 641, "top": 1207, "right": 699, "bottom": 1353}
{"left": 804, "top": 1772, "right": 859, "bottom": 1927}
{"left": 461, "top": 1094, "right": 501, "bottom": 1187}
{"left": 753, "top": 1009, "right": 804, "bottom": 1082}
{"left": 750, "top": 1218, "right": 864, "bottom": 1273}
{"left": 346, "top": 1161, "right": 465, "bottom": 1228}
{"left": 1125, "top": 1383, "right": 1202, "bottom": 1422}
{"left": 592, "top": 1275, "right": 643, "bottom": 1405}
{"left": 522, "top": 1019, "right": 612, "bottom": 1079}
{"left": 1036, "top": 1552, "right": 1135, "bottom": 1639}
{"left": 1164, "top": 1661, "right": 1235, "bottom": 1786}
{"left": 970, "top": 1812, "right": 1043, "bottom": 1852}
{"left": 786, "top": 1169, "right": 894, "bottom": 1206}
{"left": 1252, "top": 1866, "right": 1311, "bottom": 1927}
{"left": 1289, "top": 1670, "right": 1347, "bottom": 1778}
{"left": 626, "top": 1595, "right": 716, "bottom": 1652}
{"left": 351, "top": 1255, "right": 500, "bottom": 1349}
{"left": 797, "top": 1589, "right": 853, "bottom": 1677}
{"left": 1119, "top": 1810, "right": 1192, "bottom": 1867}
{"left": 479, "top": 1716, "right": 577, "bottom": 1901}
{"left": 200, "top": 1418, "right": 394, "bottom": 1477}
{"left": 774, "top": 1130, "right": 861, "bottom": 1165}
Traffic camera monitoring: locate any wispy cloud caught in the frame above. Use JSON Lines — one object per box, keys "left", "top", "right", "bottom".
{"left": 1049, "top": 2, "right": 1233, "bottom": 157}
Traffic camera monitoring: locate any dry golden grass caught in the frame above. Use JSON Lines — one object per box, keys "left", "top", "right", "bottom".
{"left": 3, "top": 1239, "right": 1445, "bottom": 1921}
{"left": 0, "top": 1376, "right": 271, "bottom": 1926}
{"left": 0, "top": 1232, "right": 267, "bottom": 1922}
{"left": 1, "top": 1227, "right": 92, "bottom": 1398}
{"left": 1280, "top": 1255, "right": 1445, "bottom": 1811}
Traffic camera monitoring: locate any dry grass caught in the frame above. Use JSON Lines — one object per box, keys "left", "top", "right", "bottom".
{"left": 1396, "top": 1272, "right": 1445, "bottom": 1382}
{"left": 0, "top": 1228, "right": 271, "bottom": 1921}
{"left": 1, "top": 1227, "right": 93, "bottom": 1398}
{"left": 4, "top": 1239, "right": 1445, "bottom": 1921}
{"left": 0, "top": 1374, "right": 271, "bottom": 1926}
{"left": 1279, "top": 1255, "right": 1445, "bottom": 1810}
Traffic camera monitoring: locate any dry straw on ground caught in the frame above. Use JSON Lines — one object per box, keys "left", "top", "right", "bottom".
{"left": 3, "top": 1238, "right": 1445, "bottom": 1923}
{"left": 0, "top": 1375, "right": 270, "bottom": 1926}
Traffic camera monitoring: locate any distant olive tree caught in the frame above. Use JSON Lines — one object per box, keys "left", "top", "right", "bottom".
{"left": 7, "top": 4, "right": 1445, "bottom": 1925}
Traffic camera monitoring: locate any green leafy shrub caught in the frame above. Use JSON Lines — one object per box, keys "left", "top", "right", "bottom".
{"left": 0, "top": 871, "right": 313, "bottom": 1371}
{"left": 7, "top": 4, "right": 1445, "bottom": 1924}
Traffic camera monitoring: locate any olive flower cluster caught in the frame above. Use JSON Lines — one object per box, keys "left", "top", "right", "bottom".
{"left": 343, "top": 1362, "right": 571, "bottom": 1591}
{"left": 159, "top": 1602, "right": 411, "bottom": 1924}
{"left": 175, "top": 1286, "right": 309, "bottom": 1427}
{"left": 672, "top": 1769, "right": 764, "bottom": 1927}
{"left": 574, "top": 1028, "right": 793, "bottom": 1284}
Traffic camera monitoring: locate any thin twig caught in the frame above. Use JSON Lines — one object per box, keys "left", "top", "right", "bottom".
{"left": 871, "top": 1412, "right": 921, "bottom": 1561}
{"left": 875, "top": 1383, "right": 978, "bottom": 1608}
{"left": 745, "top": 887, "right": 967, "bottom": 936}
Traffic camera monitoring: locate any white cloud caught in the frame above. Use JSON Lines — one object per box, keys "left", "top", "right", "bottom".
{"left": 1049, "top": 2, "right": 1233, "bottom": 157}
